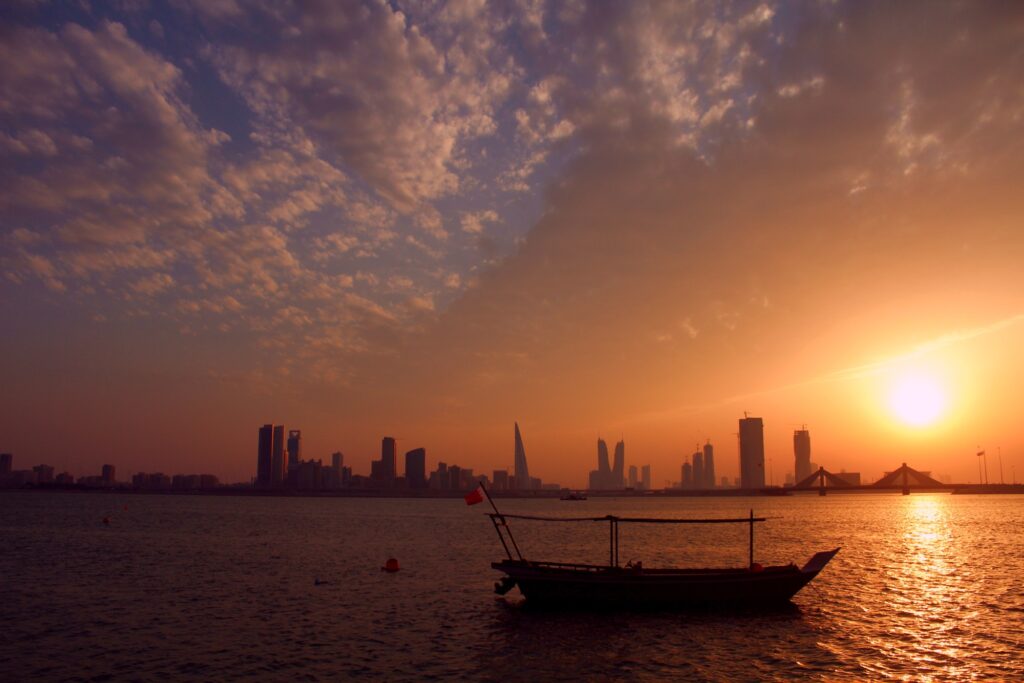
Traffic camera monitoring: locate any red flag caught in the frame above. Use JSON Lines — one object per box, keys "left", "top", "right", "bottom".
{"left": 464, "top": 485, "right": 484, "bottom": 506}
{"left": 977, "top": 450, "right": 985, "bottom": 457}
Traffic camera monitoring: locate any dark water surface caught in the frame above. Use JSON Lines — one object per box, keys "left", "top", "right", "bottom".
{"left": 2, "top": 491, "right": 1023, "bottom": 681}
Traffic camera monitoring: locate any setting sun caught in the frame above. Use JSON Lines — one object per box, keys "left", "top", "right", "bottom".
{"left": 888, "top": 373, "right": 948, "bottom": 427}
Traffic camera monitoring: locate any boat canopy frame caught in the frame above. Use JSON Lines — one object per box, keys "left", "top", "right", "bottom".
{"left": 479, "top": 484, "right": 766, "bottom": 569}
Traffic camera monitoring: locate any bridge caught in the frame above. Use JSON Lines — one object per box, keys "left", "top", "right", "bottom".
{"left": 792, "top": 463, "right": 947, "bottom": 495}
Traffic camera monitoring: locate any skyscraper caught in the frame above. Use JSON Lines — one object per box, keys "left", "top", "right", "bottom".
{"left": 287, "top": 429, "right": 302, "bottom": 469}
{"left": 514, "top": 422, "right": 531, "bottom": 489}
{"left": 703, "top": 441, "right": 716, "bottom": 489}
{"left": 271, "top": 425, "right": 286, "bottom": 486}
{"left": 628, "top": 465, "right": 638, "bottom": 488}
{"left": 681, "top": 461, "right": 692, "bottom": 489}
{"left": 381, "top": 437, "right": 397, "bottom": 483}
{"left": 0, "top": 453, "right": 12, "bottom": 475}
{"left": 332, "top": 451, "right": 343, "bottom": 470}
{"left": 794, "top": 428, "right": 812, "bottom": 483}
{"left": 612, "top": 440, "right": 625, "bottom": 489}
{"left": 596, "top": 438, "right": 611, "bottom": 489}
{"left": 405, "top": 448, "right": 426, "bottom": 489}
{"left": 739, "top": 416, "right": 766, "bottom": 489}
{"left": 641, "top": 464, "right": 651, "bottom": 491}
{"left": 693, "top": 450, "right": 704, "bottom": 490}
{"left": 257, "top": 424, "right": 273, "bottom": 487}
{"left": 101, "top": 464, "right": 116, "bottom": 485}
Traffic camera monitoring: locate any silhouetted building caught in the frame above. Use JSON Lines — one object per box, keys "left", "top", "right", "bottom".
{"left": 55, "top": 472, "right": 74, "bottom": 485}
{"left": 628, "top": 465, "right": 638, "bottom": 488}
{"left": 33, "top": 464, "right": 54, "bottom": 484}
{"left": 613, "top": 440, "right": 625, "bottom": 489}
{"left": 102, "top": 464, "right": 116, "bottom": 485}
{"left": 0, "top": 453, "right": 11, "bottom": 475}
{"left": 739, "top": 416, "right": 765, "bottom": 489}
{"left": 681, "top": 461, "right": 693, "bottom": 488}
{"left": 794, "top": 429, "right": 812, "bottom": 483}
{"left": 703, "top": 441, "right": 716, "bottom": 489}
{"left": 294, "top": 460, "right": 323, "bottom": 490}
{"left": 492, "top": 469, "right": 509, "bottom": 491}
{"left": 592, "top": 438, "right": 624, "bottom": 490}
{"left": 381, "top": 437, "right": 397, "bottom": 483}
{"left": 271, "top": 425, "right": 286, "bottom": 486}
{"left": 257, "top": 424, "right": 273, "bottom": 487}
{"left": 514, "top": 422, "right": 531, "bottom": 490}
{"left": 332, "top": 451, "right": 343, "bottom": 471}
{"left": 449, "top": 464, "right": 463, "bottom": 490}
{"left": 405, "top": 448, "right": 426, "bottom": 489}
{"left": 693, "top": 450, "right": 704, "bottom": 490}
{"left": 641, "top": 464, "right": 651, "bottom": 491}
{"left": 597, "top": 439, "right": 611, "bottom": 487}
{"left": 287, "top": 429, "right": 303, "bottom": 469}
{"left": 133, "top": 472, "right": 171, "bottom": 489}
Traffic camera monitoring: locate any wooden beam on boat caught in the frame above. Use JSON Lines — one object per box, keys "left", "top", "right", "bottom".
{"left": 487, "top": 513, "right": 768, "bottom": 524}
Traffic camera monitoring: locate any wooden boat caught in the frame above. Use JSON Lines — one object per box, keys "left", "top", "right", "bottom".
{"left": 483, "top": 498, "right": 838, "bottom": 608}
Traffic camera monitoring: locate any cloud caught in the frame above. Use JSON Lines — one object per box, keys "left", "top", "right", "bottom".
{"left": 460, "top": 210, "right": 500, "bottom": 235}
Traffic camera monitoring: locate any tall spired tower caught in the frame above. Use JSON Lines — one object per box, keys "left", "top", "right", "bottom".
{"left": 514, "top": 422, "right": 531, "bottom": 489}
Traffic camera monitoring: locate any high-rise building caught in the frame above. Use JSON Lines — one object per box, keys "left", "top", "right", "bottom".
{"left": 693, "top": 451, "right": 704, "bottom": 490}
{"left": 332, "top": 452, "right": 343, "bottom": 471}
{"left": 612, "top": 440, "right": 625, "bottom": 489}
{"left": 628, "top": 465, "right": 638, "bottom": 488}
{"left": 0, "top": 453, "right": 12, "bottom": 475}
{"left": 681, "top": 461, "right": 692, "bottom": 489}
{"left": 794, "top": 428, "right": 812, "bottom": 483}
{"left": 641, "top": 464, "right": 651, "bottom": 491}
{"left": 596, "top": 438, "right": 611, "bottom": 488}
{"left": 271, "top": 425, "right": 286, "bottom": 485}
{"left": 703, "top": 441, "right": 715, "bottom": 489}
{"left": 381, "top": 437, "right": 397, "bottom": 483}
{"left": 287, "top": 430, "right": 303, "bottom": 469}
{"left": 405, "top": 448, "right": 426, "bottom": 489}
{"left": 257, "top": 424, "right": 273, "bottom": 487}
{"left": 514, "top": 422, "right": 531, "bottom": 490}
{"left": 739, "top": 416, "right": 766, "bottom": 489}
{"left": 492, "top": 470, "right": 509, "bottom": 490}
{"left": 102, "top": 464, "right": 116, "bottom": 485}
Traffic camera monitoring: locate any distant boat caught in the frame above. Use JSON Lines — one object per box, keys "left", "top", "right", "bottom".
{"left": 481, "top": 491, "right": 837, "bottom": 608}
{"left": 559, "top": 491, "right": 587, "bottom": 501}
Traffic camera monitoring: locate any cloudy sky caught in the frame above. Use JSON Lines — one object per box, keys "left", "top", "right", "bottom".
{"left": 2, "top": 1, "right": 1023, "bottom": 486}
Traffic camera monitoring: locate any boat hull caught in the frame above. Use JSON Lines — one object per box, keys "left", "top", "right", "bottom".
{"left": 492, "top": 549, "right": 838, "bottom": 608}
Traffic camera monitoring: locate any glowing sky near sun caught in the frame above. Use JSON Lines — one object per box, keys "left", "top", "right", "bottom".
{"left": 2, "top": 2, "right": 1023, "bottom": 485}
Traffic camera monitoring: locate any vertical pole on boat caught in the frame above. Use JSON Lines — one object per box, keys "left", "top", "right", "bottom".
{"left": 749, "top": 509, "right": 754, "bottom": 568}
{"left": 614, "top": 518, "right": 619, "bottom": 568}
{"left": 609, "top": 516, "right": 615, "bottom": 568}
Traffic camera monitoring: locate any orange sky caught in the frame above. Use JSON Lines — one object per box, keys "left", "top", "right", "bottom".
{"left": 2, "top": 2, "right": 1023, "bottom": 486}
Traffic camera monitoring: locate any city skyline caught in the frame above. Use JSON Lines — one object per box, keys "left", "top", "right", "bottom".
{"left": 2, "top": 2, "right": 1023, "bottom": 488}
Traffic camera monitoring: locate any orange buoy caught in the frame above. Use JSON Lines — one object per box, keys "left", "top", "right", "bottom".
{"left": 382, "top": 557, "right": 400, "bottom": 573}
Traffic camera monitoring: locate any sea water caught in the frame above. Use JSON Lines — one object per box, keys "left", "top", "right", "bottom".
{"left": 2, "top": 491, "right": 1022, "bottom": 681}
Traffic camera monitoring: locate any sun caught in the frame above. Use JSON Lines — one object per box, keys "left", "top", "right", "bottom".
{"left": 887, "top": 372, "right": 948, "bottom": 427}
